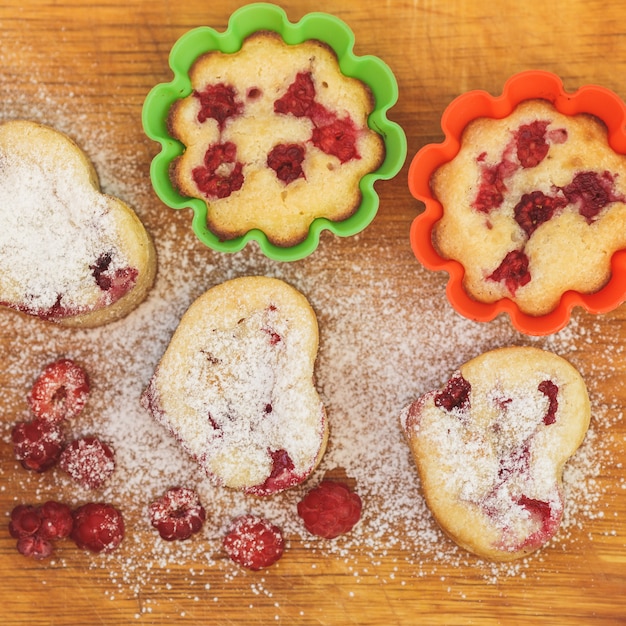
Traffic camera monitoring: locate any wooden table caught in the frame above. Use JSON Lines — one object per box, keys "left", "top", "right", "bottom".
{"left": 1, "top": 1, "right": 625, "bottom": 624}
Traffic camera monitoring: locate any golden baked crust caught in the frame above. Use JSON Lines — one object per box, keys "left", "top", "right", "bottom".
{"left": 0, "top": 120, "right": 156, "bottom": 327}
{"left": 432, "top": 99, "right": 626, "bottom": 315}
{"left": 141, "top": 276, "right": 328, "bottom": 495}
{"left": 400, "top": 346, "right": 590, "bottom": 561}
{"left": 168, "top": 31, "right": 385, "bottom": 247}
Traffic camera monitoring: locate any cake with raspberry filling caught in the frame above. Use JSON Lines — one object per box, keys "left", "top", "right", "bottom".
{"left": 141, "top": 276, "right": 328, "bottom": 496}
{"left": 400, "top": 346, "right": 590, "bottom": 561}
{"left": 167, "top": 31, "right": 385, "bottom": 247}
{"left": 0, "top": 120, "right": 156, "bottom": 327}
{"left": 432, "top": 99, "right": 626, "bottom": 315}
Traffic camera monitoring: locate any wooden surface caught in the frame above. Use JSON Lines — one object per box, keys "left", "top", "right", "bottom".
{"left": 1, "top": 1, "right": 626, "bottom": 624}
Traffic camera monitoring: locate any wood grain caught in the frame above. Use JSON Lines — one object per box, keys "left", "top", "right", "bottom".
{"left": 1, "top": 1, "right": 625, "bottom": 624}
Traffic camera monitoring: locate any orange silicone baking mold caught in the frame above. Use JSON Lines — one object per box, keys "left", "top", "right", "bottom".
{"left": 408, "top": 70, "right": 626, "bottom": 336}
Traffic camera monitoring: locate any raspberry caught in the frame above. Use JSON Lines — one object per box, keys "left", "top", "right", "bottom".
{"left": 539, "top": 380, "right": 559, "bottom": 425}
{"left": 38, "top": 501, "right": 74, "bottom": 540}
{"left": 487, "top": 249, "right": 531, "bottom": 295}
{"left": 89, "top": 252, "right": 138, "bottom": 304}
{"left": 8, "top": 504, "right": 42, "bottom": 539}
{"left": 274, "top": 71, "right": 318, "bottom": 118}
{"left": 16, "top": 535, "right": 54, "bottom": 560}
{"left": 562, "top": 170, "right": 622, "bottom": 222}
{"left": 297, "top": 481, "right": 362, "bottom": 539}
{"left": 8, "top": 501, "right": 73, "bottom": 560}
{"left": 514, "top": 190, "right": 567, "bottom": 237}
{"left": 267, "top": 143, "right": 305, "bottom": 184}
{"left": 223, "top": 515, "right": 284, "bottom": 570}
{"left": 192, "top": 142, "right": 244, "bottom": 199}
{"left": 149, "top": 487, "right": 206, "bottom": 541}
{"left": 28, "top": 358, "right": 90, "bottom": 424}
{"left": 246, "top": 448, "right": 298, "bottom": 497}
{"left": 59, "top": 436, "right": 115, "bottom": 489}
{"left": 194, "top": 83, "right": 243, "bottom": 128}
{"left": 515, "top": 120, "right": 550, "bottom": 168}
{"left": 11, "top": 418, "right": 64, "bottom": 472}
{"left": 71, "top": 502, "right": 124, "bottom": 553}
{"left": 434, "top": 374, "right": 472, "bottom": 413}
{"left": 311, "top": 117, "right": 360, "bottom": 163}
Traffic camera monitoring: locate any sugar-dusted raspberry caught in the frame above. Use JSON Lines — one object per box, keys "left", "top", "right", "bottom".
{"left": 71, "top": 502, "right": 124, "bottom": 553}
{"left": 59, "top": 436, "right": 116, "bottom": 489}
{"left": 434, "top": 374, "right": 471, "bottom": 413}
{"left": 297, "top": 480, "right": 363, "bottom": 539}
{"left": 194, "top": 82, "right": 243, "bottom": 128}
{"left": 267, "top": 143, "right": 306, "bottom": 184}
{"left": 11, "top": 418, "right": 65, "bottom": 472}
{"left": 515, "top": 120, "right": 550, "bottom": 168}
{"left": 149, "top": 487, "right": 206, "bottom": 541}
{"left": 28, "top": 358, "right": 90, "bottom": 424}
{"left": 311, "top": 117, "right": 360, "bottom": 163}
{"left": 487, "top": 249, "right": 531, "bottom": 295}
{"left": 223, "top": 515, "right": 284, "bottom": 570}
{"left": 38, "top": 501, "right": 74, "bottom": 540}
{"left": 192, "top": 141, "right": 244, "bottom": 199}
{"left": 514, "top": 190, "right": 567, "bottom": 237}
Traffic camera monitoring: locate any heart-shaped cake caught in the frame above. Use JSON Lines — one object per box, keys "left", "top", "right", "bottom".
{"left": 141, "top": 276, "right": 328, "bottom": 496}
{"left": 400, "top": 346, "right": 590, "bottom": 560}
{"left": 0, "top": 120, "right": 156, "bottom": 327}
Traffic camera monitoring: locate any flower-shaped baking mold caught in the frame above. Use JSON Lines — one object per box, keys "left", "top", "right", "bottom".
{"left": 142, "top": 2, "right": 406, "bottom": 262}
{"left": 408, "top": 70, "right": 626, "bottom": 335}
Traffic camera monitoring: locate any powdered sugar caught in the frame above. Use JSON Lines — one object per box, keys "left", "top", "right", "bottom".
{"left": 0, "top": 84, "right": 621, "bottom": 616}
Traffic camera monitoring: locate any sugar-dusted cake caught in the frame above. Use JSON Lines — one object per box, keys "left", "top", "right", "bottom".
{"left": 432, "top": 99, "right": 626, "bottom": 316}
{"left": 400, "top": 346, "right": 590, "bottom": 561}
{"left": 0, "top": 120, "right": 156, "bottom": 327}
{"left": 167, "top": 31, "right": 385, "bottom": 247}
{"left": 141, "top": 276, "right": 328, "bottom": 496}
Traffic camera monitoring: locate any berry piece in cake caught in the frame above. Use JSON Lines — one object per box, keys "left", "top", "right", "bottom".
{"left": 434, "top": 373, "right": 471, "bottom": 413}
{"left": 192, "top": 142, "right": 244, "bottom": 199}
{"left": 59, "top": 436, "right": 116, "bottom": 489}
{"left": 561, "top": 170, "right": 624, "bottom": 222}
{"left": 311, "top": 117, "right": 360, "bottom": 163}
{"left": 267, "top": 143, "right": 306, "bottom": 184}
{"left": 514, "top": 120, "right": 550, "bottom": 168}
{"left": 193, "top": 83, "right": 243, "bottom": 128}
{"left": 487, "top": 249, "right": 531, "bottom": 295}
{"left": 28, "top": 358, "right": 90, "bottom": 424}
{"left": 11, "top": 418, "right": 65, "bottom": 472}
{"left": 223, "top": 515, "right": 284, "bottom": 570}
{"left": 71, "top": 502, "right": 124, "bottom": 553}
{"left": 149, "top": 487, "right": 206, "bottom": 541}
{"left": 297, "top": 480, "right": 363, "bottom": 539}
{"left": 514, "top": 191, "right": 567, "bottom": 237}
{"left": 90, "top": 252, "right": 139, "bottom": 305}
{"left": 274, "top": 71, "right": 319, "bottom": 118}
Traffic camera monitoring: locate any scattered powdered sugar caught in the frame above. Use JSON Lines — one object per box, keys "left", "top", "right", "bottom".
{"left": 0, "top": 76, "right": 622, "bottom": 616}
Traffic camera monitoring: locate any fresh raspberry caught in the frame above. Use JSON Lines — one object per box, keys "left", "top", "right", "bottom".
{"left": 38, "top": 501, "right": 74, "bottom": 540}
{"left": 71, "top": 502, "right": 124, "bottom": 553}
{"left": 28, "top": 358, "right": 90, "bottom": 424}
{"left": 297, "top": 481, "right": 363, "bottom": 539}
{"left": 59, "top": 436, "right": 115, "bottom": 489}
{"left": 8, "top": 504, "right": 42, "bottom": 539}
{"left": 223, "top": 515, "right": 284, "bottom": 570}
{"left": 149, "top": 487, "right": 206, "bottom": 541}
{"left": 11, "top": 418, "right": 64, "bottom": 472}
{"left": 8, "top": 501, "right": 73, "bottom": 560}
{"left": 16, "top": 535, "right": 54, "bottom": 560}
